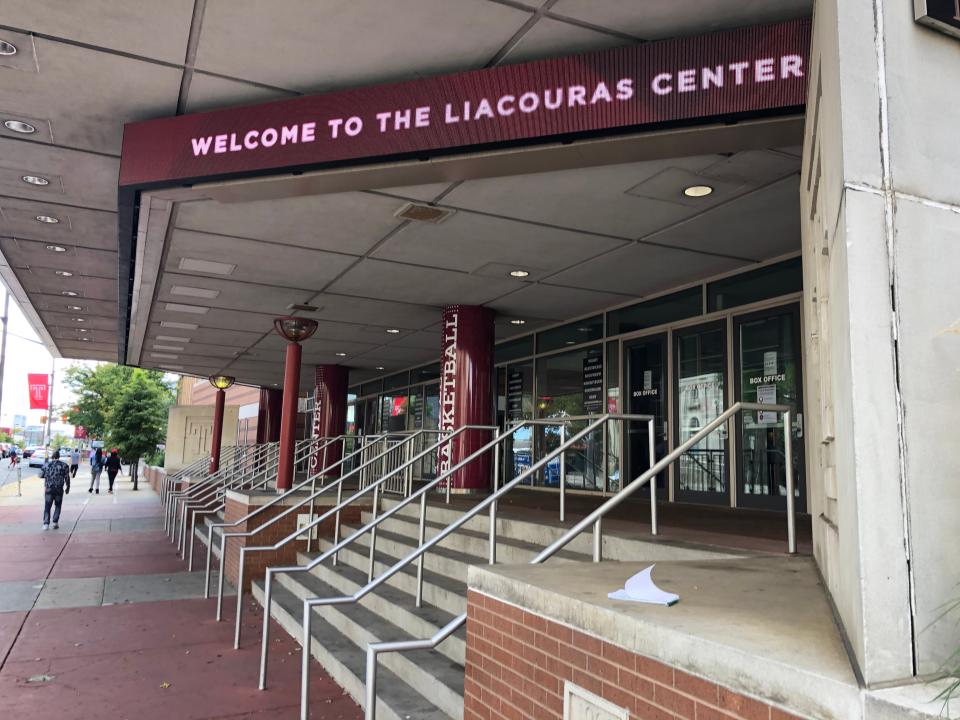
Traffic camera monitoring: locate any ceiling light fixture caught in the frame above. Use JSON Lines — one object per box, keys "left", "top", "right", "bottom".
{"left": 0, "top": 40, "right": 17, "bottom": 56}
{"left": 153, "top": 345, "right": 184, "bottom": 351}
{"left": 683, "top": 184, "right": 714, "bottom": 198}
{"left": 4, "top": 119, "right": 36, "bottom": 134}
{"left": 510, "top": 319, "right": 526, "bottom": 325}
{"left": 385, "top": 328, "right": 400, "bottom": 334}
{"left": 273, "top": 316, "right": 319, "bottom": 343}
{"left": 565, "top": 340, "right": 576, "bottom": 345}
{"left": 509, "top": 270, "right": 530, "bottom": 278}
{"left": 22, "top": 174, "right": 50, "bottom": 186}
{"left": 45, "top": 245, "right": 67, "bottom": 253}
{"left": 156, "top": 335, "right": 189, "bottom": 342}
{"left": 55, "top": 270, "right": 73, "bottom": 277}
{"left": 160, "top": 321, "right": 198, "bottom": 330}
{"left": 36, "top": 215, "right": 60, "bottom": 224}
{"left": 66, "top": 305, "right": 82, "bottom": 311}
{"left": 79, "top": 337, "right": 90, "bottom": 341}
{"left": 151, "top": 352, "right": 178, "bottom": 360}
{"left": 170, "top": 285, "right": 220, "bottom": 299}
{"left": 375, "top": 366, "right": 385, "bottom": 371}
{"left": 208, "top": 375, "right": 236, "bottom": 390}
{"left": 335, "top": 352, "right": 347, "bottom": 357}
{"left": 73, "top": 317, "right": 85, "bottom": 322}
{"left": 164, "top": 303, "right": 208, "bottom": 314}
{"left": 78, "top": 328, "right": 88, "bottom": 333}
{"left": 61, "top": 290, "right": 78, "bottom": 297}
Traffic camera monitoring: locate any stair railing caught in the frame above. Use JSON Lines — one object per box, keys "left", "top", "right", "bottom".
{"left": 160, "top": 453, "right": 211, "bottom": 504}
{"left": 282, "top": 415, "right": 640, "bottom": 719}
{"left": 360, "top": 402, "right": 796, "bottom": 720}
{"left": 203, "top": 434, "right": 366, "bottom": 602}
{"left": 166, "top": 445, "right": 245, "bottom": 538}
{"left": 226, "top": 428, "right": 471, "bottom": 633}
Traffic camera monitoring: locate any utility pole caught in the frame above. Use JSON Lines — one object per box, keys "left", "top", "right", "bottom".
{"left": 0, "top": 288, "right": 8, "bottom": 422}
{"left": 44, "top": 358, "right": 54, "bottom": 446}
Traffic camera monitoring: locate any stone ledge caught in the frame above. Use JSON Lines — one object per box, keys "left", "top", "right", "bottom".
{"left": 468, "top": 556, "right": 861, "bottom": 720}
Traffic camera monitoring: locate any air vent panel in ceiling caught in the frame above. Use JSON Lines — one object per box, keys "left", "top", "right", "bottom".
{"left": 393, "top": 202, "right": 455, "bottom": 224}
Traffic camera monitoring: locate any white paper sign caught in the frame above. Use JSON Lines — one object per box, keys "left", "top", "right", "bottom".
{"left": 757, "top": 383, "right": 777, "bottom": 424}
{"left": 643, "top": 370, "right": 652, "bottom": 391}
{"left": 763, "top": 351, "right": 778, "bottom": 376}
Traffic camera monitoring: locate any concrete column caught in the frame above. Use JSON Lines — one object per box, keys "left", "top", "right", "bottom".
{"left": 437, "top": 305, "right": 494, "bottom": 492}
{"left": 209, "top": 388, "right": 226, "bottom": 473}
{"left": 276, "top": 342, "right": 303, "bottom": 492}
{"left": 310, "top": 365, "right": 349, "bottom": 477}
{"left": 256, "top": 387, "right": 283, "bottom": 443}
{"left": 801, "top": 0, "right": 960, "bottom": 685}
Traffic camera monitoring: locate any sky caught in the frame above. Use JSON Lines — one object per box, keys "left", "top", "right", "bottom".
{"left": 0, "top": 284, "right": 96, "bottom": 432}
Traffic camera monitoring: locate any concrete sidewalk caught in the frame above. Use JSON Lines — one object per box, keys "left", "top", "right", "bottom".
{"left": 0, "top": 470, "right": 361, "bottom": 719}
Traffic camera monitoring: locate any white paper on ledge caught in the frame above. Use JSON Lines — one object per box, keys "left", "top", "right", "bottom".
{"left": 608, "top": 564, "right": 679, "bottom": 606}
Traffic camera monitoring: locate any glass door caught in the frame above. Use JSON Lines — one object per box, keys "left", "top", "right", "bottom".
{"left": 623, "top": 333, "right": 668, "bottom": 499}
{"left": 734, "top": 305, "right": 805, "bottom": 511}
{"left": 674, "top": 321, "right": 729, "bottom": 504}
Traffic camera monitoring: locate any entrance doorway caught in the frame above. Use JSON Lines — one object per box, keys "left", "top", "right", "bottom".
{"left": 623, "top": 333, "right": 668, "bottom": 499}
{"left": 674, "top": 321, "right": 729, "bottom": 505}
{"left": 734, "top": 305, "right": 805, "bottom": 511}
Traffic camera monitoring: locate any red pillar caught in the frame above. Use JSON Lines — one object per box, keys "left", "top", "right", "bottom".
{"left": 276, "top": 342, "right": 302, "bottom": 491}
{"left": 437, "top": 305, "right": 494, "bottom": 492}
{"left": 209, "top": 388, "right": 226, "bottom": 473}
{"left": 256, "top": 387, "right": 283, "bottom": 443}
{"left": 310, "top": 365, "right": 349, "bottom": 477}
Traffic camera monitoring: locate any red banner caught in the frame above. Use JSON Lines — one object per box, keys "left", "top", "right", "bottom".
{"left": 27, "top": 373, "right": 49, "bottom": 410}
{"left": 74, "top": 426, "right": 88, "bottom": 439}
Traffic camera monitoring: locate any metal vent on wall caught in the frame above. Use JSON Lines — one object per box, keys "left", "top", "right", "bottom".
{"left": 394, "top": 202, "right": 455, "bottom": 224}
{"left": 287, "top": 303, "right": 320, "bottom": 313}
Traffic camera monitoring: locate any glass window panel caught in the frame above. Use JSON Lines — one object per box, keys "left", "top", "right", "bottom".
{"left": 707, "top": 257, "right": 803, "bottom": 312}
{"left": 380, "top": 391, "right": 410, "bottom": 432}
{"left": 360, "top": 380, "right": 382, "bottom": 397}
{"left": 500, "top": 361, "right": 533, "bottom": 484}
{"left": 382, "top": 372, "right": 410, "bottom": 391}
{"left": 410, "top": 363, "right": 440, "bottom": 383}
{"left": 606, "top": 288, "right": 702, "bottom": 336}
{"left": 536, "top": 315, "right": 603, "bottom": 353}
{"left": 605, "top": 340, "right": 621, "bottom": 491}
{"left": 495, "top": 335, "right": 534, "bottom": 364}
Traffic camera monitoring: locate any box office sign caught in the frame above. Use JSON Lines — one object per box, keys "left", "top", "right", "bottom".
{"left": 119, "top": 18, "right": 810, "bottom": 186}
{"left": 914, "top": 0, "right": 960, "bottom": 40}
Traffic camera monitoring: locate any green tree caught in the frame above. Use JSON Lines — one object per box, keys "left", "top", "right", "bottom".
{"left": 62, "top": 364, "right": 172, "bottom": 440}
{"left": 106, "top": 369, "right": 172, "bottom": 490}
{"left": 0, "top": 430, "right": 12, "bottom": 444}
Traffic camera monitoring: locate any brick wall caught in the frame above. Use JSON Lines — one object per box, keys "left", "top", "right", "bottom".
{"left": 222, "top": 495, "right": 363, "bottom": 591}
{"left": 464, "top": 590, "right": 805, "bottom": 720}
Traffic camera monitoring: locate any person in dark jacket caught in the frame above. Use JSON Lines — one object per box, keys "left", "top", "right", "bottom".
{"left": 41, "top": 450, "right": 70, "bottom": 530}
{"left": 89, "top": 448, "right": 103, "bottom": 494}
{"left": 105, "top": 449, "right": 122, "bottom": 494}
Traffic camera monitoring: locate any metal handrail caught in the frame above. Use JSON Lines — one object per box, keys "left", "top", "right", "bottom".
{"left": 161, "top": 453, "right": 210, "bottom": 504}
{"left": 359, "top": 403, "right": 795, "bottom": 720}
{"left": 166, "top": 445, "right": 246, "bottom": 537}
{"left": 230, "top": 425, "right": 476, "bottom": 636}
{"left": 205, "top": 434, "right": 376, "bottom": 608}
{"left": 287, "top": 415, "right": 623, "bottom": 719}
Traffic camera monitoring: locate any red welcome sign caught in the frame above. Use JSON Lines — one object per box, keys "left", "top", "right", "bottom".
{"left": 119, "top": 18, "right": 810, "bottom": 187}
{"left": 28, "top": 373, "right": 49, "bottom": 409}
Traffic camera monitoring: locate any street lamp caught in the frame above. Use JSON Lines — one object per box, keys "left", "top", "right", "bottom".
{"left": 273, "top": 317, "right": 318, "bottom": 491}
{"left": 207, "top": 375, "right": 235, "bottom": 473}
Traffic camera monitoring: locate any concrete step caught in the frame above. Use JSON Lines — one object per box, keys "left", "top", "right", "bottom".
{"left": 295, "top": 550, "right": 465, "bottom": 665}
{"left": 312, "top": 541, "right": 468, "bottom": 618}
{"left": 253, "top": 578, "right": 461, "bottom": 720}
{"left": 380, "top": 496, "right": 752, "bottom": 562}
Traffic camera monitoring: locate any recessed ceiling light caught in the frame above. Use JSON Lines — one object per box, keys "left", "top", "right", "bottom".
{"left": 509, "top": 270, "right": 530, "bottom": 278}
{"left": 78, "top": 328, "right": 88, "bottom": 333}
{"left": 36, "top": 215, "right": 60, "bottom": 224}
{"left": 66, "top": 305, "right": 82, "bottom": 311}
{"left": 375, "top": 366, "right": 385, "bottom": 371}
{"left": 510, "top": 319, "right": 526, "bottom": 325}
{"left": 156, "top": 335, "right": 189, "bottom": 343}
{"left": 153, "top": 344, "right": 184, "bottom": 351}
{"left": 178, "top": 257, "right": 236, "bottom": 276}
{"left": 22, "top": 175, "right": 50, "bottom": 186}
{"left": 79, "top": 337, "right": 90, "bottom": 342}
{"left": 61, "top": 290, "right": 78, "bottom": 297}
{"left": 385, "top": 328, "right": 400, "bottom": 334}
{"left": 55, "top": 270, "right": 73, "bottom": 277}
{"left": 160, "top": 321, "right": 198, "bottom": 330}
{"left": 565, "top": 340, "right": 576, "bottom": 345}
{"left": 73, "top": 317, "right": 85, "bottom": 322}
{"left": 151, "top": 352, "right": 178, "bottom": 360}
{"left": 577, "top": 326, "right": 591, "bottom": 333}
{"left": 170, "top": 285, "right": 220, "bottom": 300}
{"left": 683, "top": 184, "right": 714, "bottom": 198}
{"left": 335, "top": 352, "right": 347, "bottom": 357}
{"left": 0, "top": 40, "right": 16, "bottom": 56}
{"left": 4, "top": 119, "right": 36, "bottom": 134}
{"left": 164, "top": 303, "right": 208, "bottom": 314}
{"left": 45, "top": 245, "right": 67, "bottom": 253}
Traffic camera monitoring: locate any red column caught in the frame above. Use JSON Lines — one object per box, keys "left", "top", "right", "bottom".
{"left": 310, "top": 365, "right": 349, "bottom": 477}
{"left": 256, "top": 387, "right": 283, "bottom": 443}
{"left": 209, "top": 388, "right": 226, "bottom": 473}
{"left": 437, "top": 305, "right": 494, "bottom": 492}
{"left": 276, "top": 342, "right": 303, "bottom": 491}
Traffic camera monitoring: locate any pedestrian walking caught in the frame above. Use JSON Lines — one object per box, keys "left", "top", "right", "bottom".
{"left": 8, "top": 446, "right": 18, "bottom": 468}
{"left": 89, "top": 447, "right": 104, "bottom": 494}
{"left": 69, "top": 448, "right": 80, "bottom": 479}
{"left": 105, "top": 449, "right": 122, "bottom": 494}
{"left": 41, "top": 450, "right": 70, "bottom": 530}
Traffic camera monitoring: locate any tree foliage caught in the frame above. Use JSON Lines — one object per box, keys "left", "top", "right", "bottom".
{"left": 107, "top": 369, "right": 171, "bottom": 462}
{"left": 62, "top": 364, "right": 172, "bottom": 440}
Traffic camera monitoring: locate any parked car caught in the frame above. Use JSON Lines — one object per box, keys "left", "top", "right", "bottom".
{"left": 27, "top": 446, "right": 50, "bottom": 468}
{"left": 21, "top": 445, "right": 39, "bottom": 459}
